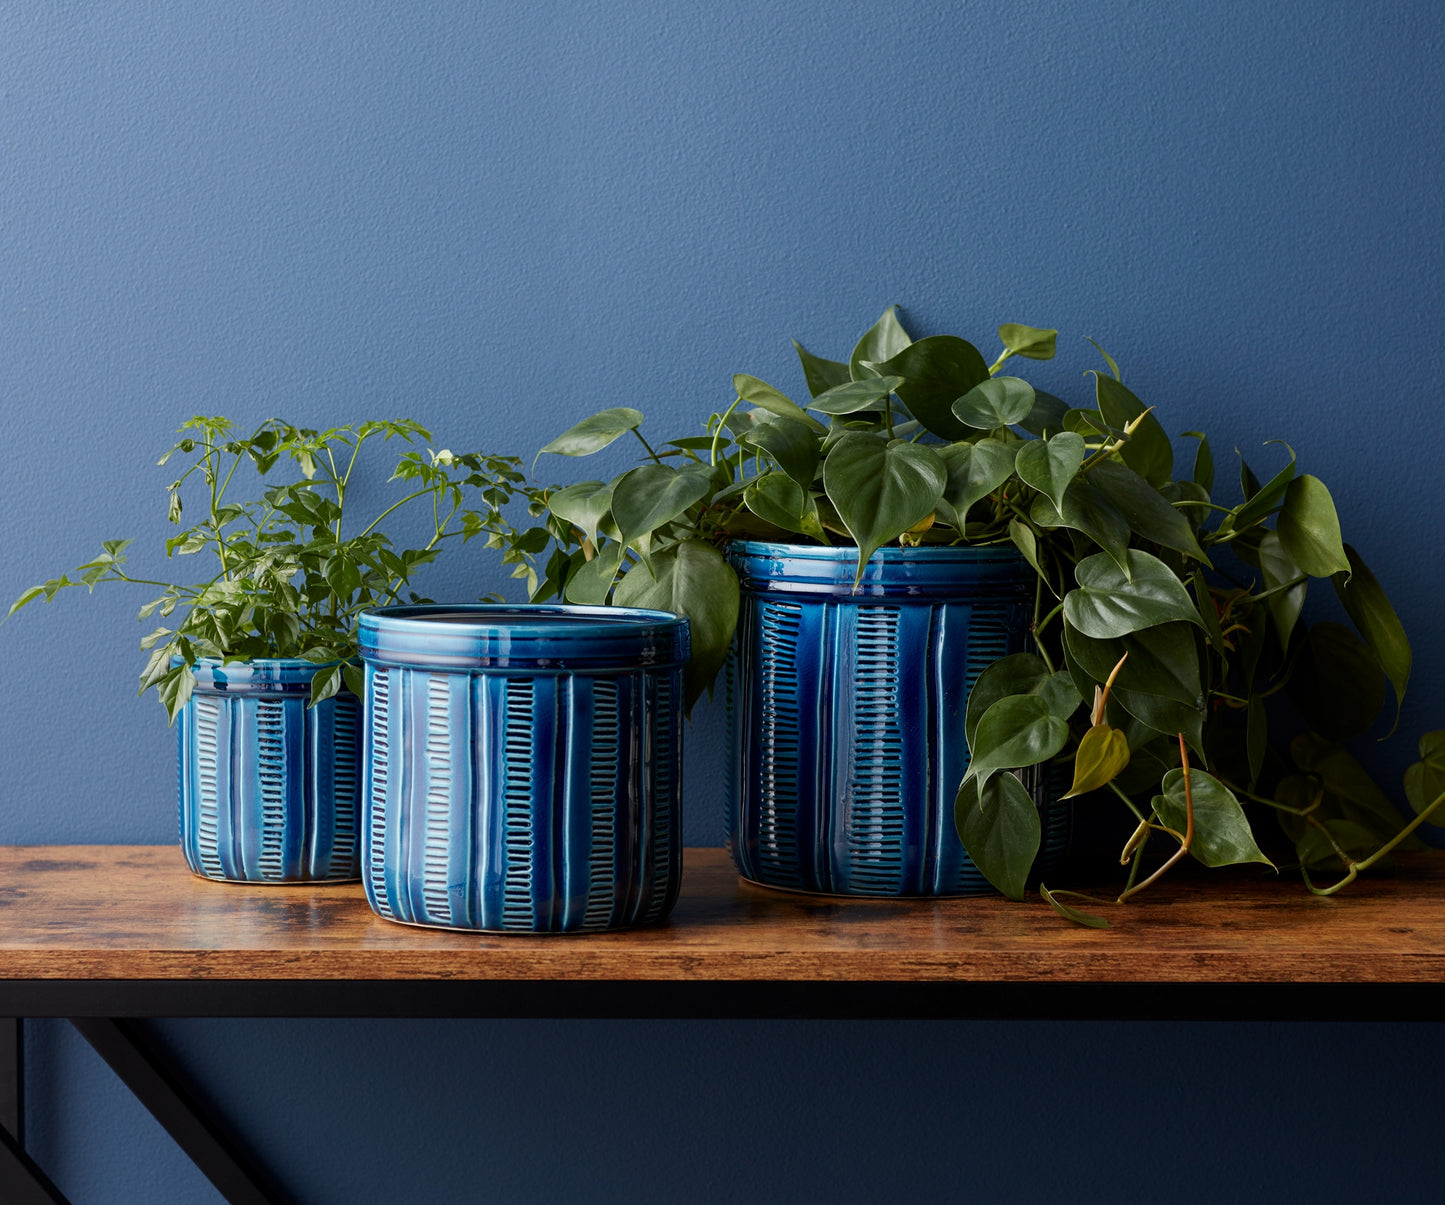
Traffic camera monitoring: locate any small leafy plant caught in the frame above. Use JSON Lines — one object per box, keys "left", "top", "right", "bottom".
{"left": 536, "top": 308, "right": 1445, "bottom": 920}
{"left": 10, "top": 417, "right": 554, "bottom": 720}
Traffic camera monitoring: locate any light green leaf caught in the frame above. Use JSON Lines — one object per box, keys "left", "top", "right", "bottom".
{"left": 743, "top": 473, "right": 824, "bottom": 539}
{"left": 610, "top": 465, "right": 713, "bottom": 553}
{"left": 613, "top": 539, "right": 739, "bottom": 715}
{"left": 1087, "top": 459, "right": 1209, "bottom": 563}
{"left": 1015, "top": 432, "right": 1085, "bottom": 516}
{"left": 952, "top": 376, "right": 1035, "bottom": 430}
{"left": 564, "top": 545, "right": 624, "bottom": 604}
{"left": 964, "top": 694, "right": 1070, "bottom": 791}
{"left": 733, "top": 375, "right": 828, "bottom": 433}
{"left": 1007, "top": 519, "right": 1048, "bottom": 583}
{"left": 158, "top": 663, "right": 196, "bottom": 726}
{"left": 955, "top": 773, "right": 1041, "bottom": 902}
{"left": 1063, "top": 550, "right": 1204, "bottom": 640}
{"left": 1040, "top": 884, "right": 1111, "bottom": 928}
{"left": 849, "top": 305, "right": 911, "bottom": 380}
{"left": 1063, "top": 724, "right": 1131, "bottom": 798}
{"left": 821, "top": 434, "right": 946, "bottom": 580}
{"left": 1086, "top": 337, "right": 1121, "bottom": 381}
{"left": 872, "top": 335, "right": 990, "bottom": 440}
{"left": 791, "top": 340, "right": 852, "bottom": 399}
{"left": 1332, "top": 544, "right": 1410, "bottom": 727}
{"left": 538, "top": 407, "right": 644, "bottom": 459}
{"left": 998, "top": 324, "right": 1057, "bottom": 361}
{"left": 935, "top": 439, "right": 1017, "bottom": 529}
{"left": 1154, "top": 768, "right": 1274, "bottom": 868}
{"left": 547, "top": 480, "right": 615, "bottom": 543}
{"left": 1228, "top": 442, "right": 1296, "bottom": 534}
{"left": 807, "top": 376, "right": 903, "bottom": 416}
{"left": 1277, "top": 475, "right": 1350, "bottom": 578}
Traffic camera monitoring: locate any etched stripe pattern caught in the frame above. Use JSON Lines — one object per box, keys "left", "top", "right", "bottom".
{"left": 256, "top": 699, "right": 287, "bottom": 879}
{"left": 328, "top": 695, "right": 360, "bottom": 879}
{"left": 757, "top": 600, "right": 803, "bottom": 886}
{"left": 368, "top": 668, "right": 394, "bottom": 917}
{"left": 583, "top": 679, "right": 620, "bottom": 930}
{"left": 421, "top": 674, "right": 453, "bottom": 924}
{"left": 848, "top": 606, "right": 905, "bottom": 892}
{"left": 642, "top": 675, "right": 675, "bottom": 923}
{"left": 502, "top": 678, "right": 536, "bottom": 929}
{"left": 193, "top": 696, "right": 224, "bottom": 878}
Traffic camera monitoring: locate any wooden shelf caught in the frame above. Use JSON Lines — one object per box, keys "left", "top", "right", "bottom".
{"left": 0, "top": 845, "right": 1441, "bottom": 1018}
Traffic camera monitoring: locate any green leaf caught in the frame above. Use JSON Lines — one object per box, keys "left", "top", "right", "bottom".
{"left": 964, "top": 653, "right": 1081, "bottom": 750}
{"left": 157, "top": 663, "right": 196, "bottom": 726}
{"left": 849, "top": 305, "right": 911, "bottom": 380}
{"left": 1288, "top": 622, "right": 1386, "bottom": 741}
{"left": 998, "top": 324, "right": 1057, "bottom": 361}
{"left": 323, "top": 555, "right": 362, "bottom": 600}
{"left": 1086, "top": 459, "right": 1208, "bottom": 563}
{"left": 1062, "top": 724, "right": 1131, "bottom": 798}
{"left": 1063, "top": 621, "right": 1201, "bottom": 707}
{"left": 610, "top": 464, "right": 713, "bottom": 553}
{"left": 1007, "top": 519, "right": 1047, "bottom": 582}
{"left": 1404, "top": 731, "right": 1445, "bottom": 820}
{"left": 1290, "top": 732, "right": 1418, "bottom": 845}
{"left": 955, "top": 773, "right": 1041, "bottom": 902}
{"left": 1108, "top": 685, "right": 1206, "bottom": 759}
{"left": 309, "top": 663, "right": 343, "bottom": 708}
{"left": 935, "top": 439, "right": 1017, "bottom": 529}
{"left": 1192, "top": 569, "right": 1227, "bottom": 657}
{"left": 564, "top": 545, "right": 624, "bottom": 605}
{"left": 821, "top": 434, "right": 946, "bottom": 579}
{"left": 743, "top": 473, "right": 824, "bottom": 539}
{"left": 1332, "top": 544, "right": 1410, "bottom": 726}
{"left": 1256, "top": 531, "right": 1307, "bottom": 652}
{"left": 872, "top": 336, "right": 989, "bottom": 440}
{"left": 547, "top": 480, "right": 614, "bottom": 542}
{"left": 1040, "top": 884, "right": 1111, "bottom": 928}
{"left": 1085, "top": 337, "right": 1121, "bottom": 381}
{"left": 342, "top": 664, "right": 366, "bottom": 698}
{"left": 807, "top": 376, "right": 903, "bottom": 416}
{"left": 792, "top": 340, "right": 852, "bottom": 398}
{"left": 1017, "top": 391, "right": 1070, "bottom": 439}
{"left": 1182, "top": 431, "right": 1214, "bottom": 494}
{"left": 1094, "top": 375, "right": 1172, "bottom": 485}
{"left": 613, "top": 539, "right": 739, "bottom": 715}
{"left": 1154, "top": 768, "right": 1274, "bottom": 868}
{"left": 1029, "top": 481, "right": 1131, "bottom": 575}
{"left": 1277, "top": 475, "right": 1350, "bottom": 578}
{"left": 1063, "top": 550, "right": 1204, "bottom": 639}
{"left": 1015, "top": 432, "right": 1085, "bottom": 516}
{"left": 952, "top": 376, "right": 1035, "bottom": 430}
{"left": 738, "top": 417, "right": 822, "bottom": 485}
{"left": 1228, "top": 442, "right": 1295, "bottom": 533}
{"left": 733, "top": 375, "right": 828, "bottom": 433}
{"left": 538, "top": 407, "right": 644, "bottom": 459}
{"left": 7, "top": 586, "right": 46, "bottom": 617}
{"left": 964, "top": 694, "right": 1070, "bottom": 791}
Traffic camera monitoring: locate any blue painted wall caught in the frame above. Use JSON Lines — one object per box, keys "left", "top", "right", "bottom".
{"left": 3, "top": 3, "right": 1443, "bottom": 1201}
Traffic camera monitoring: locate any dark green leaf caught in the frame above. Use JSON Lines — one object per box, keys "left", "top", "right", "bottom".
{"left": 964, "top": 654, "right": 1081, "bottom": 750}
{"left": 1182, "top": 431, "right": 1214, "bottom": 494}
{"left": 1192, "top": 569, "right": 1227, "bottom": 657}
{"left": 1246, "top": 694, "right": 1267, "bottom": 790}
{"left": 1277, "top": 475, "right": 1350, "bottom": 578}
{"left": 807, "top": 376, "right": 903, "bottom": 416}
{"left": 564, "top": 545, "right": 624, "bottom": 604}
{"left": 997, "top": 324, "right": 1057, "bottom": 361}
{"left": 341, "top": 665, "right": 366, "bottom": 698}
{"left": 1154, "top": 768, "right": 1273, "bottom": 868}
{"left": 743, "top": 473, "right": 824, "bottom": 539}
{"left": 610, "top": 465, "right": 713, "bottom": 553}
{"left": 849, "top": 305, "right": 911, "bottom": 380}
{"left": 1404, "top": 731, "right": 1445, "bottom": 820}
{"left": 1063, "top": 620, "right": 1201, "bottom": 707}
{"left": 1040, "top": 884, "right": 1111, "bottom": 928}
{"left": 935, "top": 439, "right": 1017, "bottom": 529}
{"left": 872, "top": 336, "right": 989, "bottom": 440}
{"left": 739, "top": 417, "right": 822, "bottom": 485}
{"left": 1015, "top": 432, "right": 1085, "bottom": 516}
{"left": 1257, "top": 531, "right": 1306, "bottom": 652}
{"left": 1007, "top": 519, "right": 1048, "bottom": 583}
{"left": 158, "top": 664, "right": 196, "bottom": 726}
{"left": 792, "top": 340, "right": 852, "bottom": 398}
{"left": 1063, "top": 550, "right": 1204, "bottom": 639}
{"left": 1108, "top": 684, "right": 1206, "bottom": 758}
{"left": 1288, "top": 622, "right": 1386, "bottom": 741}
{"left": 1332, "top": 544, "right": 1410, "bottom": 726}
{"left": 955, "top": 773, "right": 1041, "bottom": 902}
{"left": 821, "top": 434, "right": 946, "bottom": 578}
{"left": 1228, "top": 443, "right": 1295, "bottom": 533}
{"left": 1017, "top": 391, "right": 1070, "bottom": 439}
{"left": 1094, "top": 375, "right": 1172, "bottom": 485}
{"left": 952, "top": 376, "right": 1035, "bottom": 430}
{"left": 1087, "top": 459, "right": 1208, "bottom": 563}
{"left": 309, "top": 664, "right": 343, "bottom": 708}
{"left": 538, "top": 407, "right": 644, "bottom": 459}
{"left": 1290, "top": 732, "right": 1418, "bottom": 846}
{"left": 965, "top": 695, "right": 1070, "bottom": 791}
{"left": 1029, "top": 481, "right": 1131, "bottom": 575}
{"left": 1296, "top": 820, "right": 1385, "bottom": 869}
{"left": 613, "top": 539, "right": 739, "bottom": 715}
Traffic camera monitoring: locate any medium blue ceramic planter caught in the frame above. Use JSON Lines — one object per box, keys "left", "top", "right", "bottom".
{"left": 177, "top": 658, "right": 362, "bottom": 883}
{"left": 357, "top": 604, "right": 689, "bottom": 933}
{"left": 724, "top": 542, "right": 1071, "bottom": 896}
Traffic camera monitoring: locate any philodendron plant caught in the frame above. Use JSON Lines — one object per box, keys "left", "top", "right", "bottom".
{"left": 536, "top": 307, "right": 1445, "bottom": 924}
{"left": 10, "top": 416, "right": 555, "bottom": 720}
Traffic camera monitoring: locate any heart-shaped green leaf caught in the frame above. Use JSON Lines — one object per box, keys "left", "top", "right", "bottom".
{"left": 1029, "top": 480, "right": 1131, "bottom": 575}
{"left": 1107, "top": 685, "right": 1206, "bottom": 759}
{"left": 1016, "top": 432, "right": 1085, "bottom": 516}
{"left": 792, "top": 340, "right": 852, "bottom": 398}
{"left": 613, "top": 539, "right": 738, "bottom": 715}
{"left": 1040, "top": 884, "right": 1111, "bottom": 928}
{"left": 610, "top": 464, "right": 713, "bottom": 553}
{"left": 1063, "top": 724, "right": 1131, "bottom": 798}
{"left": 1063, "top": 550, "right": 1204, "bottom": 639}
{"left": 849, "top": 305, "right": 911, "bottom": 380}
{"left": 547, "top": 480, "right": 614, "bottom": 542}
{"left": 1154, "top": 768, "right": 1274, "bottom": 868}
{"left": 743, "top": 472, "right": 824, "bottom": 539}
{"left": 1063, "top": 620, "right": 1202, "bottom": 707}
{"left": 998, "top": 323, "right": 1057, "bottom": 361}
{"left": 738, "top": 417, "right": 822, "bottom": 485}
{"left": 808, "top": 376, "right": 904, "bottom": 416}
{"left": 964, "top": 654, "right": 1081, "bottom": 750}
{"left": 964, "top": 694, "right": 1070, "bottom": 791}
{"left": 732, "top": 375, "right": 828, "bottom": 433}
{"left": 1017, "top": 390, "right": 1070, "bottom": 439}
{"left": 538, "top": 407, "right": 644, "bottom": 459}
{"left": 1008, "top": 519, "right": 1046, "bottom": 581}
{"left": 1333, "top": 544, "right": 1410, "bottom": 729}
{"left": 1257, "top": 531, "right": 1306, "bottom": 652}
{"left": 1093, "top": 375, "right": 1172, "bottom": 485}
{"left": 822, "top": 434, "right": 946, "bottom": 580}
{"left": 952, "top": 376, "right": 1036, "bottom": 430}
{"left": 1277, "top": 474, "right": 1350, "bottom": 578}
{"left": 564, "top": 544, "right": 624, "bottom": 604}
{"left": 935, "top": 438, "right": 1017, "bottom": 529}
{"left": 871, "top": 336, "right": 990, "bottom": 440}
{"left": 1404, "top": 731, "right": 1445, "bottom": 819}
{"left": 1087, "top": 459, "right": 1208, "bottom": 563}
{"left": 955, "top": 772, "right": 1041, "bottom": 902}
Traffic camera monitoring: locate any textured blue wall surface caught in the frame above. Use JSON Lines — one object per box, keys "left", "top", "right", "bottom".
{"left": 2, "top": 2, "right": 1443, "bottom": 1201}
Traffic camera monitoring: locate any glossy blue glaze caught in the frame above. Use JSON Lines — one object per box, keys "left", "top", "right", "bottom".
{"left": 724, "top": 542, "right": 1070, "bottom": 896}
{"left": 177, "top": 659, "right": 362, "bottom": 883}
{"left": 358, "top": 604, "right": 689, "bottom": 933}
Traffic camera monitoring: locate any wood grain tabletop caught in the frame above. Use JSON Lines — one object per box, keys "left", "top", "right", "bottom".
{"left": 0, "top": 845, "right": 1440, "bottom": 984}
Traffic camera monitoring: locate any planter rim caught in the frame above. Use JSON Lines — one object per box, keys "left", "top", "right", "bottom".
{"left": 358, "top": 603, "right": 690, "bottom": 672}
{"left": 727, "top": 540, "right": 1032, "bottom": 600}
{"left": 176, "top": 655, "right": 345, "bottom": 696}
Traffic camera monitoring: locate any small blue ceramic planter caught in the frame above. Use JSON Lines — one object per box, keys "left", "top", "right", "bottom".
{"left": 177, "top": 658, "right": 362, "bottom": 883}
{"left": 724, "top": 542, "right": 1071, "bottom": 897}
{"left": 358, "top": 604, "right": 689, "bottom": 934}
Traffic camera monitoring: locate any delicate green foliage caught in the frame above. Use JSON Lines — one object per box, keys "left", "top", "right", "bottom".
{"left": 956, "top": 773, "right": 1042, "bottom": 902}
{"left": 997, "top": 324, "right": 1057, "bottom": 361}
{"left": 807, "top": 376, "right": 903, "bottom": 417}
{"left": 1154, "top": 769, "right": 1273, "bottom": 868}
{"left": 733, "top": 375, "right": 827, "bottom": 432}
{"left": 744, "top": 473, "right": 824, "bottom": 539}
{"left": 821, "top": 435, "right": 946, "bottom": 578}
{"left": 935, "top": 440, "right": 1017, "bottom": 529}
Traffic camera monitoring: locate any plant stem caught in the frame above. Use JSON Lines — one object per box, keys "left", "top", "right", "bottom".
{"left": 1117, "top": 735, "right": 1194, "bottom": 902}
{"left": 1302, "top": 785, "right": 1445, "bottom": 896}
{"left": 632, "top": 428, "right": 665, "bottom": 465}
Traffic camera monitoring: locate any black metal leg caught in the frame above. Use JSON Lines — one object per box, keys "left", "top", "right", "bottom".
{"left": 68, "top": 1018, "right": 290, "bottom": 1205}
{"left": 0, "top": 1020, "right": 69, "bottom": 1204}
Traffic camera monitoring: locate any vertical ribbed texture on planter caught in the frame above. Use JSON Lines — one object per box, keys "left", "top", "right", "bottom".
{"left": 177, "top": 659, "right": 362, "bottom": 883}
{"left": 724, "top": 542, "right": 1071, "bottom": 896}
{"left": 358, "top": 605, "right": 688, "bottom": 933}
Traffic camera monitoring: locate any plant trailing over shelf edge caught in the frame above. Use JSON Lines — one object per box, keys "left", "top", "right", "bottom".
{"left": 534, "top": 307, "right": 1445, "bottom": 923}
{"left": 10, "top": 416, "right": 559, "bottom": 720}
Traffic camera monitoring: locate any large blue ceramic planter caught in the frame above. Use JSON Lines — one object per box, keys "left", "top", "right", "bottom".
{"left": 724, "top": 542, "right": 1071, "bottom": 896}
{"left": 358, "top": 604, "right": 689, "bottom": 933}
{"left": 177, "top": 658, "right": 362, "bottom": 883}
